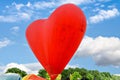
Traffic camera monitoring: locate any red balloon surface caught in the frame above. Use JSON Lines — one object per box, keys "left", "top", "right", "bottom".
{"left": 26, "top": 3, "right": 86, "bottom": 80}
{"left": 23, "top": 74, "right": 46, "bottom": 80}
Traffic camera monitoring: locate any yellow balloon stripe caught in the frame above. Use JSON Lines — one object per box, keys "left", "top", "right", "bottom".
{"left": 22, "top": 74, "right": 31, "bottom": 80}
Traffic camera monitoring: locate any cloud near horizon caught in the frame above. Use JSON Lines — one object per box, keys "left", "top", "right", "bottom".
{"left": 1, "top": 36, "right": 120, "bottom": 71}
{"left": 76, "top": 36, "right": 120, "bottom": 67}
{"left": 1, "top": 36, "right": 119, "bottom": 74}
{"left": 0, "top": 62, "right": 79, "bottom": 74}
{"left": 0, "top": 63, "right": 42, "bottom": 74}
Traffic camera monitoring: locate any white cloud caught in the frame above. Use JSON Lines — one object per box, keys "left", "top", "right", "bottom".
{"left": 31, "top": 0, "right": 93, "bottom": 9}
{"left": 65, "top": 64, "right": 79, "bottom": 69}
{"left": 0, "top": 12, "right": 31, "bottom": 22}
{"left": 0, "top": 62, "right": 80, "bottom": 74}
{"left": 17, "top": 12, "right": 31, "bottom": 20}
{"left": 26, "top": 2, "right": 31, "bottom": 8}
{"left": 12, "top": 0, "right": 91, "bottom": 10}
{"left": 98, "top": 0, "right": 111, "bottom": 2}
{"left": 76, "top": 36, "right": 120, "bottom": 67}
{"left": 89, "top": 8, "right": 120, "bottom": 23}
{"left": 0, "top": 66, "right": 5, "bottom": 74}
{"left": 0, "top": 2, "right": 32, "bottom": 22}
{"left": 0, "top": 15, "right": 17, "bottom": 22}
{"left": 1, "top": 1, "right": 118, "bottom": 23}
{"left": 10, "top": 26, "right": 19, "bottom": 35}
{"left": 12, "top": 2, "right": 24, "bottom": 10}
{"left": 114, "top": 74, "right": 120, "bottom": 76}
{"left": 4, "top": 63, "right": 30, "bottom": 73}
{"left": 0, "top": 38, "right": 11, "bottom": 48}
{"left": 108, "top": 5, "right": 116, "bottom": 9}
{"left": 0, "top": 0, "right": 93, "bottom": 22}
{"left": 10, "top": 26, "right": 20, "bottom": 32}
{"left": 33, "top": 1, "right": 56, "bottom": 9}
{"left": 92, "top": 8, "right": 100, "bottom": 12}
{"left": 24, "top": 63, "right": 43, "bottom": 74}
{"left": 58, "top": 0, "right": 94, "bottom": 5}
{"left": 3, "top": 63, "right": 43, "bottom": 75}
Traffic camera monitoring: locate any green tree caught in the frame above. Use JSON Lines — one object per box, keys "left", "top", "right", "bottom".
{"left": 46, "top": 73, "right": 50, "bottom": 80}
{"left": 86, "top": 73, "right": 94, "bottom": 80}
{"left": 38, "top": 67, "right": 115, "bottom": 80}
{"left": 5, "top": 67, "right": 27, "bottom": 77}
{"left": 89, "top": 70, "right": 100, "bottom": 80}
{"left": 112, "top": 75, "right": 120, "bottom": 80}
{"left": 101, "top": 72, "right": 111, "bottom": 78}
{"left": 79, "top": 68, "right": 87, "bottom": 80}
{"left": 70, "top": 71, "right": 82, "bottom": 80}
{"left": 61, "top": 69, "right": 70, "bottom": 80}
{"left": 38, "top": 69, "right": 47, "bottom": 78}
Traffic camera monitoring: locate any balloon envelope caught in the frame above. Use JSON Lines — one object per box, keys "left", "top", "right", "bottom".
{"left": 22, "top": 74, "right": 45, "bottom": 80}
{"left": 26, "top": 3, "right": 86, "bottom": 80}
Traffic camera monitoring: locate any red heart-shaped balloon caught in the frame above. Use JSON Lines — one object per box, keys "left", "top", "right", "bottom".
{"left": 26, "top": 4, "right": 86, "bottom": 80}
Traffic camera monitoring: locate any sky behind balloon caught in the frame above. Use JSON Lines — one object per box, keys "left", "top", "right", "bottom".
{"left": 0, "top": 0, "right": 120, "bottom": 75}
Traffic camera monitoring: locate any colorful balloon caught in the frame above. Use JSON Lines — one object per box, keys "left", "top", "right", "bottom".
{"left": 26, "top": 3, "right": 86, "bottom": 80}
{"left": 22, "top": 74, "right": 45, "bottom": 80}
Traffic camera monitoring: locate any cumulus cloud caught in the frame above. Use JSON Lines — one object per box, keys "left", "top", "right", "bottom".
{"left": 65, "top": 64, "right": 79, "bottom": 69}
{"left": 75, "top": 36, "right": 120, "bottom": 67}
{"left": 12, "top": 2, "right": 24, "bottom": 10}
{"left": 0, "top": 2, "right": 32, "bottom": 22}
{"left": 10, "top": 26, "right": 19, "bottom": 32}
{"left": 33, "top": 1, "right": 56, "bottom": 9}
{"left": 1, "top": 0, "right": 119, "bottom": 23}
{"left": 4, "top": 63, "right": 30, "bottom": 73}
{"left": 12, "top": 0, "right": 93, "bottom": 10}
{"left": 2, "top": 63, "right": 43, "bottom": 74}
{"left": 89, "top": 8, "right": 120, "bottom": 23}
{"left": 0, "top": 66, "right": 5, "bottom": 74}
{"left": 0, "top": 38, "right": 11, "bottom": 48}
{"left": 108, "top": 5, "right": 116, "bottom": 9}
{"left": 0, "top": 0, "right": 94, "bottom": 23}
{"left": 0, "top": 62, "right": 79, "bottom": 74}
{"left": 58, "top": 0, "right": 93, "bottom": 5}
{"left": 114, "top": 74, "right": 120, "bottom": 76}
{"left": 0, "top": 13, "right": 31, "bottom": 22}
{"left": 0, "top": 16, "right": 18, "bottom": 22}
{"left": 98, "top": 0, "right": 111, "bottom": 2}
{"left": 10, "top": 26, "right": 20, "bottom": 35}
{"left": 24, "top": 63, "right": 43, "bottom": 74}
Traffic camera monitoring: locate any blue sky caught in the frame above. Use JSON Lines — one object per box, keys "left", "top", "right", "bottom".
{"left": 0, "top": 0, "right": 120, "bottom": 75}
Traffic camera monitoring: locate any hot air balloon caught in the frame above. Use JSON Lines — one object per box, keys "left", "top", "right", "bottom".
{"left": 22, "top": 74, "right": 45, "bottom": 80}
{"left": 26, "top": 3, "right": 86, "bottom": 80}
